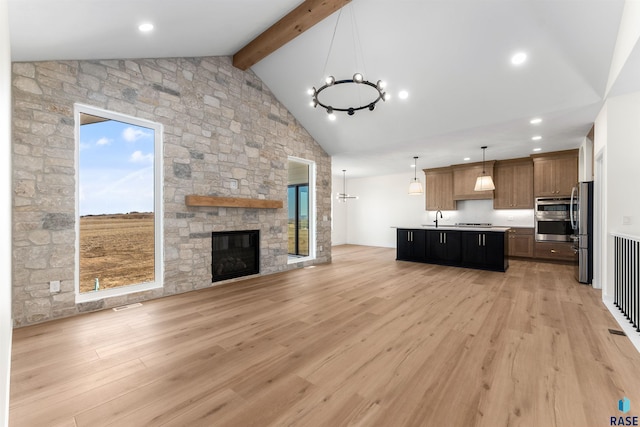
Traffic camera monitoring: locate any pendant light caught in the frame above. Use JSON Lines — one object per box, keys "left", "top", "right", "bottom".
{"left": 474, "top": 146, "right": 495, "bottom": 191}
{"left": 337, "top": 170, "right": 358, "bottom": 202}
{"left": 408, "top": 156, "right": 424, "bottom": 195}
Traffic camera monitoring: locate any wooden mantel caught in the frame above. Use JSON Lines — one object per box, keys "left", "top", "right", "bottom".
{"left": 185, "top": 195, "right": 283, "bottom": 209}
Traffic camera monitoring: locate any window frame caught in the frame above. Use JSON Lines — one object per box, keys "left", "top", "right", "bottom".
{"left": 74, "top": 104, "right": 163, "bottom": 303}
{"left": 287, "top": 156, "right": 316, "bottom": 264}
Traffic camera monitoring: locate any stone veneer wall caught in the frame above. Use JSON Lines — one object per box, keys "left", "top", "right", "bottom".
{"left": 12, "top": 56, "right": 332, "bottom": 326}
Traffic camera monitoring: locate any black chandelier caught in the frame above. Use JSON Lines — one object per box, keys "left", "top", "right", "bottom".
{"left": 311, "top": 74, "right": 387, "bottom": 118}
{"left": 309, "top": 4, "right": 387, "bottom": 120}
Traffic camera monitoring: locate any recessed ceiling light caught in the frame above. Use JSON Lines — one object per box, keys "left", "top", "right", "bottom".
{"left": 511, "top": 52, "right": 527, "bottom": 66}
{"left": 530, "top": 118, "right": 542, "bottom": 124}
{"left": 464, "top": 157, "right": 471, "bottom": 161}
{"left": 533, "top": 148, "right": 542, "bottom": 152}
{"left": 532, "top": 135, "right": 542, "bottom": 141}
{"left": 138, "top": 22, "right": 154, "bottom": 32}
{"left": 398, "top": 90, "right": 409, "bottom": 100}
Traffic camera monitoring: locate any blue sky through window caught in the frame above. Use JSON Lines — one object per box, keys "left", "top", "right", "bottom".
{"left": 79, "top": 119, "right": 154, "bottom": 216}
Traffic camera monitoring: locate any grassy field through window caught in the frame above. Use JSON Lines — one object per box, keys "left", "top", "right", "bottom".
{"left": 288, "top": 219, "right": 309, "bottom": 256}
{"left": 79, "top": 213, "right": 154, "bottom": 293}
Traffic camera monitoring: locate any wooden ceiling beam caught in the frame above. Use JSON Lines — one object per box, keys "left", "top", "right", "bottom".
{"left": 232, "top": 0, "right": 352, "bottom": 71}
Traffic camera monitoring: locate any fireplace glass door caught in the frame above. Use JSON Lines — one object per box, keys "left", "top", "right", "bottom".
{"left": 211, "top": 230, "right": 259, "bottom": 282}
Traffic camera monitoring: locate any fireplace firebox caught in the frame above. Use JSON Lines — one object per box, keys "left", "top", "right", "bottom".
{"left": 211, "top": 230, "right": 260, "bottom": 282}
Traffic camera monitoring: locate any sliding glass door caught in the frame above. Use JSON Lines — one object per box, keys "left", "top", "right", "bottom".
{"left": 288, "top": 184, "right": 309, "bottom": 256}
{"left": 288, "top": 158, "right": 312, "bottom": 257}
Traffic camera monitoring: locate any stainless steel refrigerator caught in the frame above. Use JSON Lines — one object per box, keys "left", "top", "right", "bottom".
{"left": 570, "top": 181, "right": 593, "bottom": 284}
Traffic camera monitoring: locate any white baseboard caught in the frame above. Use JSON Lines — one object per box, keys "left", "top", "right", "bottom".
{"left": 603, "top": 295, "right": 640, "bottom": 354}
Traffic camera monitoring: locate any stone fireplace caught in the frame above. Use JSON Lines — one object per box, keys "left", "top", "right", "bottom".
{"left": 211, "top": 230, "right": 259, "bottom": 282}
{"left": 11, "top": 55, "right": 332, "bottom": 326}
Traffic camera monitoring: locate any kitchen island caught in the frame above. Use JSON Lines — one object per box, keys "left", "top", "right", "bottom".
{"left": 395, "top": 225, "right": 510, "bottom": 272}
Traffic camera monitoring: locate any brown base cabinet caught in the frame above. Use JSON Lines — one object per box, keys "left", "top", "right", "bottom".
{"left": 507, "top": 228, "right": 534, "bottom": 258}
{"left": 534, "top": 241, "right": 575, "bottom": 262}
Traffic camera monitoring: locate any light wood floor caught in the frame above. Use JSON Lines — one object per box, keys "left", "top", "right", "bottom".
{"left": 10, "top": 245, "right": 640, "bottom": 426}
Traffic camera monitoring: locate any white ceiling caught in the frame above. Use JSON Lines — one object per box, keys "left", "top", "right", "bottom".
{"left": 8, "top": 0, "right": 637, "bottom": 178}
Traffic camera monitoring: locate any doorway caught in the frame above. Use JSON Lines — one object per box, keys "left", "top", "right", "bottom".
{"left": 287, "top": 158, "right": 315, "bottom": 261}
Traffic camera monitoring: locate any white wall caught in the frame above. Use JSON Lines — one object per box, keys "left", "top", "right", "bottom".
{"left": 603, "top": 92, "right": 640, "bottom": 290}
{"left": 593, "top": 104, "right": 608, "bottom": 292}
{"left": 331, "top": 174, "right": 348, "bottom": 246}
{"left": 0, "top": 0, "right": 12, "bottom": 424}
{"left": 332, "top": 171, "right": 534, "bottom": 248}
{"left": 604, "top": 98, "right": 640, "bottom": 234}
{"left": 344, "top": 172, "right": 426, "bottom": 247}
{"left": 593, "top": 91, "right": 640, "bottom": 352}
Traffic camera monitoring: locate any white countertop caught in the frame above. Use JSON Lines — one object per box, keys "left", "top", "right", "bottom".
{"left": 392, "top": 225, "right": 512, "bottom": 232}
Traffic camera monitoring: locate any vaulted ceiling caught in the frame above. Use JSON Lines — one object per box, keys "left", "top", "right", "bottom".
{"left": 8, "top": 0, "right": 639, "bottom": 177}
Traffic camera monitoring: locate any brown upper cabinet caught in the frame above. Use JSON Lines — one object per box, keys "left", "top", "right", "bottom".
{"left": 423, "top": 148, "right": 577, "bottom": 210}
{"left": 532, "top": 150, "right": 578, "bottom": 197}
{"left": 452, "top": 161, "right": 495, "bottom": 201}
{"left": 424, "top": 167, "right": 457, "bottom": 210}
{"left": 493, "top": 158, "right": 533, "bottom": 209}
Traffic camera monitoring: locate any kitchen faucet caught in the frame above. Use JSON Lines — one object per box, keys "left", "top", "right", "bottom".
{"left": 434, "top": 210, "right": 443, "bottom": 228}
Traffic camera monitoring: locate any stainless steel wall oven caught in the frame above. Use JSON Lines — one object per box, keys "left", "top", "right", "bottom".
{"left": 535, "top": 197, "right": 575, "bottom": 242}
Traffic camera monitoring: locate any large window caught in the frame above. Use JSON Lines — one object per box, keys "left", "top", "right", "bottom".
{"left": 75, "top": 105, "right": 162, "bottom": 301}
{"left": 288, "top": 158, "right": 315, "bottom": 260}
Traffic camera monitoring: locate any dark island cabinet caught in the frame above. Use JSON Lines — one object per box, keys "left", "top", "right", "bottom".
{"left": 461, "top": 231, "right": 508, "bottom": 271}
{"left": 427, "top": 230, "right": 461, "bottom": 264}
{"left": 397, "top": 229, "right": 427, "bottom": 262}
{"left": 397, "top": 228, "right": 508, "bottom": 272}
